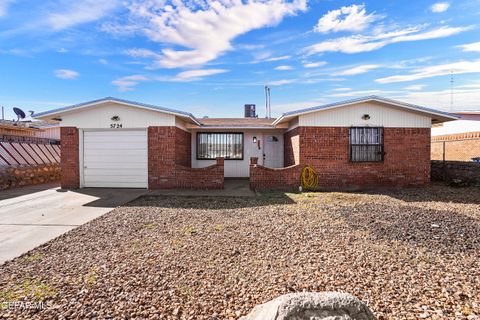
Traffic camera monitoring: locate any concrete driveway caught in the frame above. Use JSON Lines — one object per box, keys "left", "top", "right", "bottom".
{"left": 0, "top": 184, "right": 146, "bottom": 265}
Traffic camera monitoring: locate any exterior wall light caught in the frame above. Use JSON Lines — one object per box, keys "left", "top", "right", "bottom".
{"left": 362, "top": 114, "right": 371, "bottom": 120}
{"left": 253, "top": 136, "right": 257, "bottom": 143}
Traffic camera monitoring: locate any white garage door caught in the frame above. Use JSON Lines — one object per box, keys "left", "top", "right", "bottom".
{"left": 83, "top": 130, "right": 148, "bottom": 188}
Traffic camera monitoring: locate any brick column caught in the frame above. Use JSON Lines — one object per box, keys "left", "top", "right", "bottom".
{"left": 148, "top": 126, "right": 176, "bottom": 189}
{"left": 60, "top": 127, "right": 79, "bottom": 189}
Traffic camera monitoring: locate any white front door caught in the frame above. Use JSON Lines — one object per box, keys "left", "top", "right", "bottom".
{"left": 263, "top": 134, "right": 282, "bottom": 168}
{"left": 83, "top": 130, "right": 148, "bottom": 188}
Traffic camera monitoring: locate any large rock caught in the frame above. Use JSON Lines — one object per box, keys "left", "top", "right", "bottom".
{"left": 240, "top": 292, "right": 375, "bottom": 320}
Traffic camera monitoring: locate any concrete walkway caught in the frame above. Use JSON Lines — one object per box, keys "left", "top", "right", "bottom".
{"left": 147, "top": 179, "right": 256, "bottom": 197}
{"left": 0, "top": 185, "right": 145, "bottom": 265}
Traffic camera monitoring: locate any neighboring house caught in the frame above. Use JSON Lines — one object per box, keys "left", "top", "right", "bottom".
{"left": 33, "top": 96, "right": 456, "bottom": 190}
{"left": 431, "top": 111, "right": 480, "bottom": 162}
{"left": 0, "top": 119, "right": 60, "bottom": 142}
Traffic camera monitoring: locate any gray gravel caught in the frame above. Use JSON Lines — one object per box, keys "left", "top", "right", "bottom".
{"left": 1, "top": 183, "right": 479, "bottom": 319}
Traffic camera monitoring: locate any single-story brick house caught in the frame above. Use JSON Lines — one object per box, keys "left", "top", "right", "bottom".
{"left": 33, "top": 96, "right": 456, "bottom": 190}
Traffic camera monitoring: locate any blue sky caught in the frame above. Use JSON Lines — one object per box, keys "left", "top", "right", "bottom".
{"left": 0, "top": 0, "right": 479, "bottom": 119}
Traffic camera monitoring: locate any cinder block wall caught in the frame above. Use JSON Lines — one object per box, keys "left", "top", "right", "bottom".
{"left": 60, "top": 127, "right": 79, "bottom": 188}
{"left": 431, "top": 131, "right": 480, "bottom": 161}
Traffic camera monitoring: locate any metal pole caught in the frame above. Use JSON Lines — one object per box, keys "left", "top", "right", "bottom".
{"left": 264, "top": 86, "right": 268, "bottom": 118}
{"left": 1, "top": 106, "right": 4, "bottom": 120}
{"left": 267, "top": 87, "right": 271, "bottom": 118}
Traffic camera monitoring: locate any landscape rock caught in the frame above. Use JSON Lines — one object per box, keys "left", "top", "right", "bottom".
{"left": 241, "top": 292, "right": 375, "bottom": 320}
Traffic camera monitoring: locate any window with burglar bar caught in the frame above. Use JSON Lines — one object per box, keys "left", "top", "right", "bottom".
{"left": 349, "top": 127, "right": 384, "bottom": 162}
{"left": 196, "top": 132, "right": 243, "bottom": 160}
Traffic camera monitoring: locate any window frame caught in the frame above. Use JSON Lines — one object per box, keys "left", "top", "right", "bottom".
{"left": 196, "top": 132, "right": 244, "bottom": 161}
{"left": 349, "top": 127, "right": 384, "bottom": 163}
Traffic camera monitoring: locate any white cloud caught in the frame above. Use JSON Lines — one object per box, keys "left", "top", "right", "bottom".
{"left": 333, "top": 64, "right": 381, "bottom": 76}
{"left": 274, "top": 65, "right": 294, "bottom": 71}
{"left": 376, "top": 60, "right": 480, "bottom": 83}
{"left": 0, "top": 0, "right": 14, "bottom": 17}
{"left": 430, "top": 2, "right": 450, "bottom": 13}
{"left": 269, "top": 79, "right": 296, "bottom": 86}
{"left": 111, "top": 75, "right": 149, "bottom": 91}
{"left": 111, "top": 69, "right": 227, "bottom": 90}
{"left": 47, "top": 0, "right": 119, "bottom": 30}
{"left": 172, "top": 69, "right": 228, "bottom": 82}
{"left": 329, "top": 89, "right": 400, "bottom": 98}
{"left": 306, "top": 25, "right": 469, "bottom": 55}
{"left": 458, "top": 41, "right": 480, "bottom": 52}
{"left": 250, "top": 55, "right": 292, "bottom": 64}
{"left": 314, "top": 4, "right": 379, "bottom": 33}
{"left": 403, "top": 84, "right": 426, "bottom": 91}
{"left": 303, "top": 61, "right": 327, "bottom": 68}
{"left": 271, "top": 99, "right": 327, "bottom": 114}
{"left": 54, "top": 69, "right": 79, "bottom": 79}
{"left": 110, "top": 0, "right": 306, "bottom": 68}
{"left": 264, "top": 55, "right": 291, "bottom": 62}
{"left": 396, "top": 88, "right": 480, "bottom": 111}
{"left": 332, "top": 87, "right": 351, "bottom": 91}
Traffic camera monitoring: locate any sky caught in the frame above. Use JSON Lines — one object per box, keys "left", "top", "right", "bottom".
{"left": 0, "top": 0, "right": 480, "bottom": 120}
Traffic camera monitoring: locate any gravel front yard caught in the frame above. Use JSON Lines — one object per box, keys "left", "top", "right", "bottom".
{"left": 1, "top": 184, "right": 479, "bottom": 319}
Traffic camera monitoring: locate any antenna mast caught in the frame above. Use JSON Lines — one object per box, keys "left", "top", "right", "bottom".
{"left": 450, "top": 70, "right": 454, "bottom": 112}
{"left": 265, "top": 85, "right": 271, "bottom": 118}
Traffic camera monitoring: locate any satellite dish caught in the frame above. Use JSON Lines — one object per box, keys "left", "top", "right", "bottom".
{"left": 13, "top": 107, "right": 26, "bottom": 121}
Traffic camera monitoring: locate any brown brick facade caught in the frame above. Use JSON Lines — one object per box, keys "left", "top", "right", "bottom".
{"left": 252, "top": 126, "right": 431, "bottom": 190}
{"left": 175, "top": 127, "right": 192, "bottom": 167}
{"left": 284, "top": 127, "right": 300, "bottom": 166}
{"left": 148, "top": 126, "right": 223, "bottom": 189}
{"left": 250, "top": 157, "right": 301, "bottom": 190}
{"left": 60, "top": 127, "right": 79, "bottom": 188}
{"left": 148, "top": 126, "right": 176, "bottom": 189}
{"left": 300, "top": 127, "right": 430, "bottom": 189}
{"left": 175, "top": 158, "right": 224, "bottom": 189}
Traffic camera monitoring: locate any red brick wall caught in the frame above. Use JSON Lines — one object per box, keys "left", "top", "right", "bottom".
{"left": 299, "top": 127, "right": 430, "bottom": 189}
{"left": 175, "top": 127, "right": 192, "bottom": 167}
{"left": 148, "top": 126, "right": 176, "bottom": 189}
{"left": 284, "top": 127, "right": 300, "bottom": 166}
{"left": 149, "top": 126, "right": 223, "bottom": 189}
{"left": 60, "top": 127, "right": 79, "bottom": 188}
{"left": 249, "top": 157, "right": 301, "bottom": 190}
{"left": 175, "top": 158, "right": 224, "bottom": 189}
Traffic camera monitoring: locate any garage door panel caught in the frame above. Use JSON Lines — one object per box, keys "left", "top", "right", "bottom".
{"left": 85, "top": 130, "right": 146, "bottom": 136}
{"left": 85, "top": 168, "right": 147, "bottom": 175}
{"left": 84, "top": 149, "right": 148, "bottom": 159}
{"left": 83, "top": 130, "right": 148, "bottom": 188}
{"left": 84, "top": 175, "right": 147, "bottom": 183}
{"left": 84, "top": 137, "right": 147, "bottom": 144}
{"left": 84, "top": 162, "right": 147, "bottom": 169}
{"left": 83, "top": 181, "right": 147, "bottom": 188}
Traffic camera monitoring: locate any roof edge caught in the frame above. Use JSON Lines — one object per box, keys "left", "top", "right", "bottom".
{"left": 274, "top": 95, "right": 458, "bottom": 125}
{"left": 32, "top": 97, "right": 201, "bottom": 125}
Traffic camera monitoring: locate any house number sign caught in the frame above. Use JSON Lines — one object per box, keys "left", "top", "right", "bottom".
{"left": 110, "top": 115, "right": 122, "bottom": 128}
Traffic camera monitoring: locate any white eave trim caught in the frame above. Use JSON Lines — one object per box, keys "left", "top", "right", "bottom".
{"left": 272, "top": 97, "right": 458, "bottom": 125}
{"left": 33, "top": 98, "right": 202, "bottom": 126}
